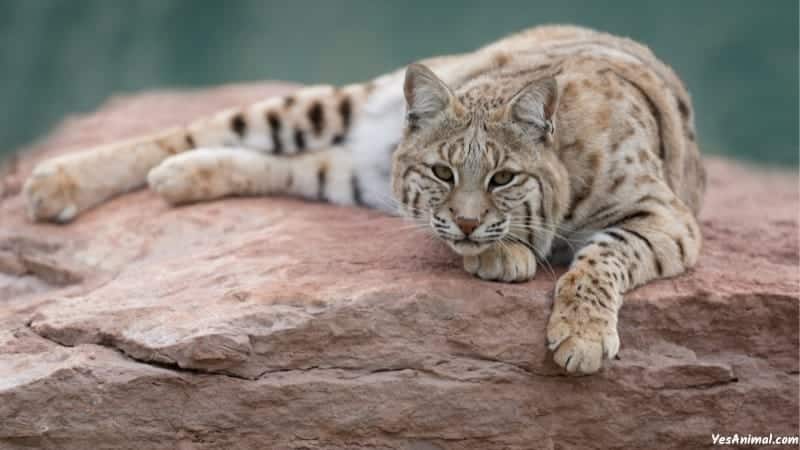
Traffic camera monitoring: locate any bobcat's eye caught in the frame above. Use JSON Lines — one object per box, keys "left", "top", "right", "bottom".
{"left": 489, "top": 171, "right": 515, "bottom": 188}
{"left": 432, "top": 164, "right": 454, "bottom": 182}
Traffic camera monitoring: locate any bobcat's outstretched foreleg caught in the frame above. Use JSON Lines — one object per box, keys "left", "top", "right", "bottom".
{"left": 547, "top": 190, "right": 701, "bottom": 374}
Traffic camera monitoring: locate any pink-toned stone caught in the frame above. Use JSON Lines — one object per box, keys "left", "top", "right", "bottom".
{"left": 0, "top": 83, "right": 797, "bottom": 450}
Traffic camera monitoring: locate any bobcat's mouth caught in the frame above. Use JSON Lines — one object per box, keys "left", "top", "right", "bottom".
{"left": 447, "top": 238, "right": 490, "bottom": 256}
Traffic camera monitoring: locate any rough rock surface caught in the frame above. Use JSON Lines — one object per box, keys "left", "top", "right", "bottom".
{"left": 0, "top": 83, "right": 797, "bottom": 450}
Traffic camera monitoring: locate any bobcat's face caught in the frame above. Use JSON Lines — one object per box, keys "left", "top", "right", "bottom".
{"left": 392, "top": 64, "right": 559, "bottom": 257}
{"left": 394, "top": 126, "right": 547, "bottom": 257}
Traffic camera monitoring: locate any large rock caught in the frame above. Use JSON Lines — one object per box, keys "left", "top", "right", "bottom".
{"left": 0, "top": 83, "right": 797, "bottom": 450}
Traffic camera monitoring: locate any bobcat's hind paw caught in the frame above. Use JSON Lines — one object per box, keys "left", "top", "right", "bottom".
{"left": 148, "top": 153, "right": 221, "bottom": 205}
{"left": 148, "top": 150, "right": 259, "bottom": 205}
{"left": 23, "top": 165, "right": 81, "bottom": 223}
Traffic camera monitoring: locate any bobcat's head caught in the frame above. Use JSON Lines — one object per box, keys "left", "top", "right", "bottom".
{"left": 391, "top": 63, "right": 567, "bottom": 257}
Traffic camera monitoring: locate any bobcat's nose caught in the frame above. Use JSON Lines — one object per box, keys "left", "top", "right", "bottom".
{"left": 454, "top": 216, "right": 480, "bottom": 237}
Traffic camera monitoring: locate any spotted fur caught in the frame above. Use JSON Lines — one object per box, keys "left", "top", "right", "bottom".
{"left": 23, "top": 25, "right": 704, "bottom": 374}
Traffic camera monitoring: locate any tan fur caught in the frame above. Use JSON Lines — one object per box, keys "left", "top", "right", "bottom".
{"left": 392, "top": 25, "right": 704, "bottom": 374}
{"left": 23, "top": 25, "right": 704, "bottom": 374}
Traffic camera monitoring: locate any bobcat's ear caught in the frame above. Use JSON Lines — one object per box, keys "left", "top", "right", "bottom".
{"left": 404, "top": 63, "right": 456, "bottom": 130}
{"left": 507, "top": 76, "right": 559, "bottom": 140}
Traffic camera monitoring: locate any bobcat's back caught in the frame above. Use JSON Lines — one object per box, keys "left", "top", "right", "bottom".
{"left": 420, "top": 25, "right": 705, "bottom": 215}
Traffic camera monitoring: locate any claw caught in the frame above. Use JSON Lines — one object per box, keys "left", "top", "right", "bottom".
{"left": 601, "top": 328, "right": 620, "bottom": 359}
{"left": 547, "top": 334, "right": 567, "bottom": 351}
{"left": 56, "top": 205, "right": 78, "bottom": 223}
{"left": 564, "top": 354, "right": 574, "bottom": 371}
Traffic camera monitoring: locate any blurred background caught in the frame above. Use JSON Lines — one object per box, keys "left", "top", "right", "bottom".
{"left": 0, "top": 0, "right": 797, "bottom": 167}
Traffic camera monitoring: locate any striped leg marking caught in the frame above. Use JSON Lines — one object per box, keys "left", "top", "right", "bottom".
{"left": 148, "top": 147, "right": 368, "bottom": 207}
{"left": 546, "top": 192, "right": 701, "bottom": 374}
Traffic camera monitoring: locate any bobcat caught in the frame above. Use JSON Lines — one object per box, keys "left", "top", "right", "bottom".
{"left": 23, "top": 25, "right": 705, "bottom": 374}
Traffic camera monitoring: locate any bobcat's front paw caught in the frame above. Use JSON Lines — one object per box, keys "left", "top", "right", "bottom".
{"left": 463, "top": 242, "right": 537, "bottom": 283}
{"left": 546, "top": 271, "right": 621, "bottom": 374}
{"left": 23, "top": 164, "right": 81, "bottom": 223}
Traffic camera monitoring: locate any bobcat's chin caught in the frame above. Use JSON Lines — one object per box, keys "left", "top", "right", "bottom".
{"left": 445, "top": 238, "right": 492, "bottom": 257}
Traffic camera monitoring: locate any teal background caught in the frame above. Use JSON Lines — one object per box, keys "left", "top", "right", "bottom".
{"left": 1, "top": 1, "right": 797, "bottom": 167}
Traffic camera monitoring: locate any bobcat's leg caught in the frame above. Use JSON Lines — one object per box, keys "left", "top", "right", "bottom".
{"left": 23, "top": 81, "right": 380, "bottom": 222}
{"left": 23, "top": 127, "right": 190, "bottom": 222}
{"left": 147, "top": 147, "right": 372, "bottom": 208}
{"left": 546, "top": 189, "right": 701, "bottom": 374}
